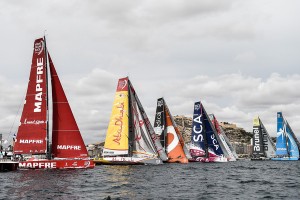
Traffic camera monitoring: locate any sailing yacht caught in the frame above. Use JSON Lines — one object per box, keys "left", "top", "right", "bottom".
{"left": 95, "top": 77, "right": 166, "bottom": 165}
{"left": 153, "top": 98, "right": 190, "bottom": 163}
{"left": 272, "top": 112, "right": 300, "bottom": 161}
{"left": 13, "top": 37, "right": 94, "bottom": 169}
{"left": 189, "top": 101, "right": 227, "bottom": 163}
{"left": 251, "top": 116, "right": 276, "bottom": 160}
{"left": 210, "top": 114, "right": 237, "bottom": 161}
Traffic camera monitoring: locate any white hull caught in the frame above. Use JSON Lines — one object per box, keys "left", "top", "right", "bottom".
{"left": 94, "top": 157, "right": 162, "bottom": 165}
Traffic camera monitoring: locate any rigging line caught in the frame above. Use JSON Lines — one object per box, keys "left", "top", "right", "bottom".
{"left": 7, "top": 88, "right": 27, "bottom": 143}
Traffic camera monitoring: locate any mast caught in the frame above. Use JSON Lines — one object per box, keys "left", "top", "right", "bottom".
{"left": 252, "top": 117, "right": 266, "bottom": 158}
{"left": 201, "top": 105, "right": 208, "bottom": 158}
{"left": 161, "top": 100, "right": 167, "bottom": 150}
{"left": 259, "top": 118, "right": 266, "bottom": 158}
{"left": 282, "top": 116, "right": 290, "bottom": 157}
{"left": 128, "top": 81, "right": 134, "bottom": 157}
{"left": 43, "top": 36, "right": 51, "bottom": 160}
{"left": 284, "top": 119, "right": 290, "bottom": 157}
{"left": 153, "top": 98, "right": 166, "bottom": 150}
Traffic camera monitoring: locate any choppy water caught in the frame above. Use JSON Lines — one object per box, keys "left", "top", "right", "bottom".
{"left": 1, "top": 160, "right": 300, "bottom": 199}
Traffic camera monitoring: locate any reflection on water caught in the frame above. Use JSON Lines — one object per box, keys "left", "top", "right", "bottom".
{"left": 102, "top": 166, "right": 133, "bottom": 198}
{"left": 4, "top": 170, "right": 84, "bottom": 199}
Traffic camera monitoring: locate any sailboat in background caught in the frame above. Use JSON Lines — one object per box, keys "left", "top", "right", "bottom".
{"left": 153, "top": 98, "right": 190, "bottom": 163}
{"left": 210, "top": 114, "right": 237, "bottom": 161}
{"left": 272, "top": 112, "right": 300, "bottom": 161}
{"left": 95, "top": 77, "right": 166, "bottom": 165}
{"left": 189, "top": 101, "right": 227, "bottom": 162}
{"left": 14, "top": 37, "right": 94, "bottom": 169}
{"left": 251, "top": 116, "right": 276, "bottom": 160}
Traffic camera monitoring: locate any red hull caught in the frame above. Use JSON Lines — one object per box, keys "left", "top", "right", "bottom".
{"left": 19, "top": 159, "right": 95, "bottom": 169}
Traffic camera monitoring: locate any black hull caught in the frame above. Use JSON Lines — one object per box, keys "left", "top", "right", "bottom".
{"left": 250, "top": 157, "right": 270, "bottom": 161}
{"left": 0, "top": 161, "right": 18, "bottom": 172}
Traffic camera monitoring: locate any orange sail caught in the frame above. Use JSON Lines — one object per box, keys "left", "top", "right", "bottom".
{"left": 165, "top": 109, "right": 188, "bottom": 163}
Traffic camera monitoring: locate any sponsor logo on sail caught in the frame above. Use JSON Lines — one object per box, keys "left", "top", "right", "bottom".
{"left": 113, "top": 102, "right": 125, "bottom": 145}
{"left": 210, "top": 133, "right": 219, "bottom": 150}
{"left": 194, "top": 104, "right": 200, "bottom": 110}
{"left": 157, "top": 99, "right": 163, "bottom": 107}
{"left": 166, "top": 125, "right": 179, "bottom": 153}
{"left": 34, "top": 56, "right": 44, "bottom": 113}
{"left": 193, "top": 115, "right": 203, "bottom": 142}
{"left": 154, "top": 111, "right": 164, "bottom": 134}
{"left": 34, "top": 41, "right": 44, "bottom": 55}
{"left": 57, "top": 145, "right": 81, "bottom": 150}
{"left": 277, "top": 148, "right": 287, "bottom": 151}
{"left": 19, "top": 139, "right": 43, "bottom": 144}
{"left": 253, "top": 127, "right": 260, "bottom": 151}
{"left": 118, "top": 79, "right": 128, "bottom": 90}
{"left": 24, "top": 119, "right": 46, "bottom": 125}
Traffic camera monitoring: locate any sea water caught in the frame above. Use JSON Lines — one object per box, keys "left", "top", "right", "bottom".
{"left": 1, "top": 160, "right": 300, "bottom": 199}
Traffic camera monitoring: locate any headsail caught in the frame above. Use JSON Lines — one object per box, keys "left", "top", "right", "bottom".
{"left": 285, "top": 120, "right": 299, "bottom": 158}
{"left": 14, "top": 38, "right": 47, "bottom": 154}
{"left": 49, "top": 54, "right": 88, "bottom": 158}
{"left": 164, "top": 101, "right": 188, "bottom": 163}
{"left": 210, "top": 114, "right": 236, "bottom": 161}
{"left": 130, "top": 85, "right": 158, "bottom": 158}
{"left": 285, "top": 120, "right": 300, "bottom": 151}
{"left": 203, "top": 109, "right": 224, "bottom": 157}
{"left": 170, "top": 109, "right": 192, "bottom": 160}
{"left": 130, "top": 85, "right": 168, "bottom": 161}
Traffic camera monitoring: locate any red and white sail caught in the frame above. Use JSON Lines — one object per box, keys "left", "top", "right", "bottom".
{"left": 14, "top": 38, "right": 47, "bottom": 154}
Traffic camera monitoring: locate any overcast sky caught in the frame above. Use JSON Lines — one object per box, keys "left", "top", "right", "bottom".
{"left": 0, "top": 0, "right": 300, "bottom": 145}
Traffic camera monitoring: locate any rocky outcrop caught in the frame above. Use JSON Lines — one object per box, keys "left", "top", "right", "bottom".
{"left": 222, "top": 126, "right": 252, "bottom": 144}
{"left": 173, "top": 115, "right": 193, "bottom": 143}
{"left": 173, "top": 115, "right": 252, "bottom": 145}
